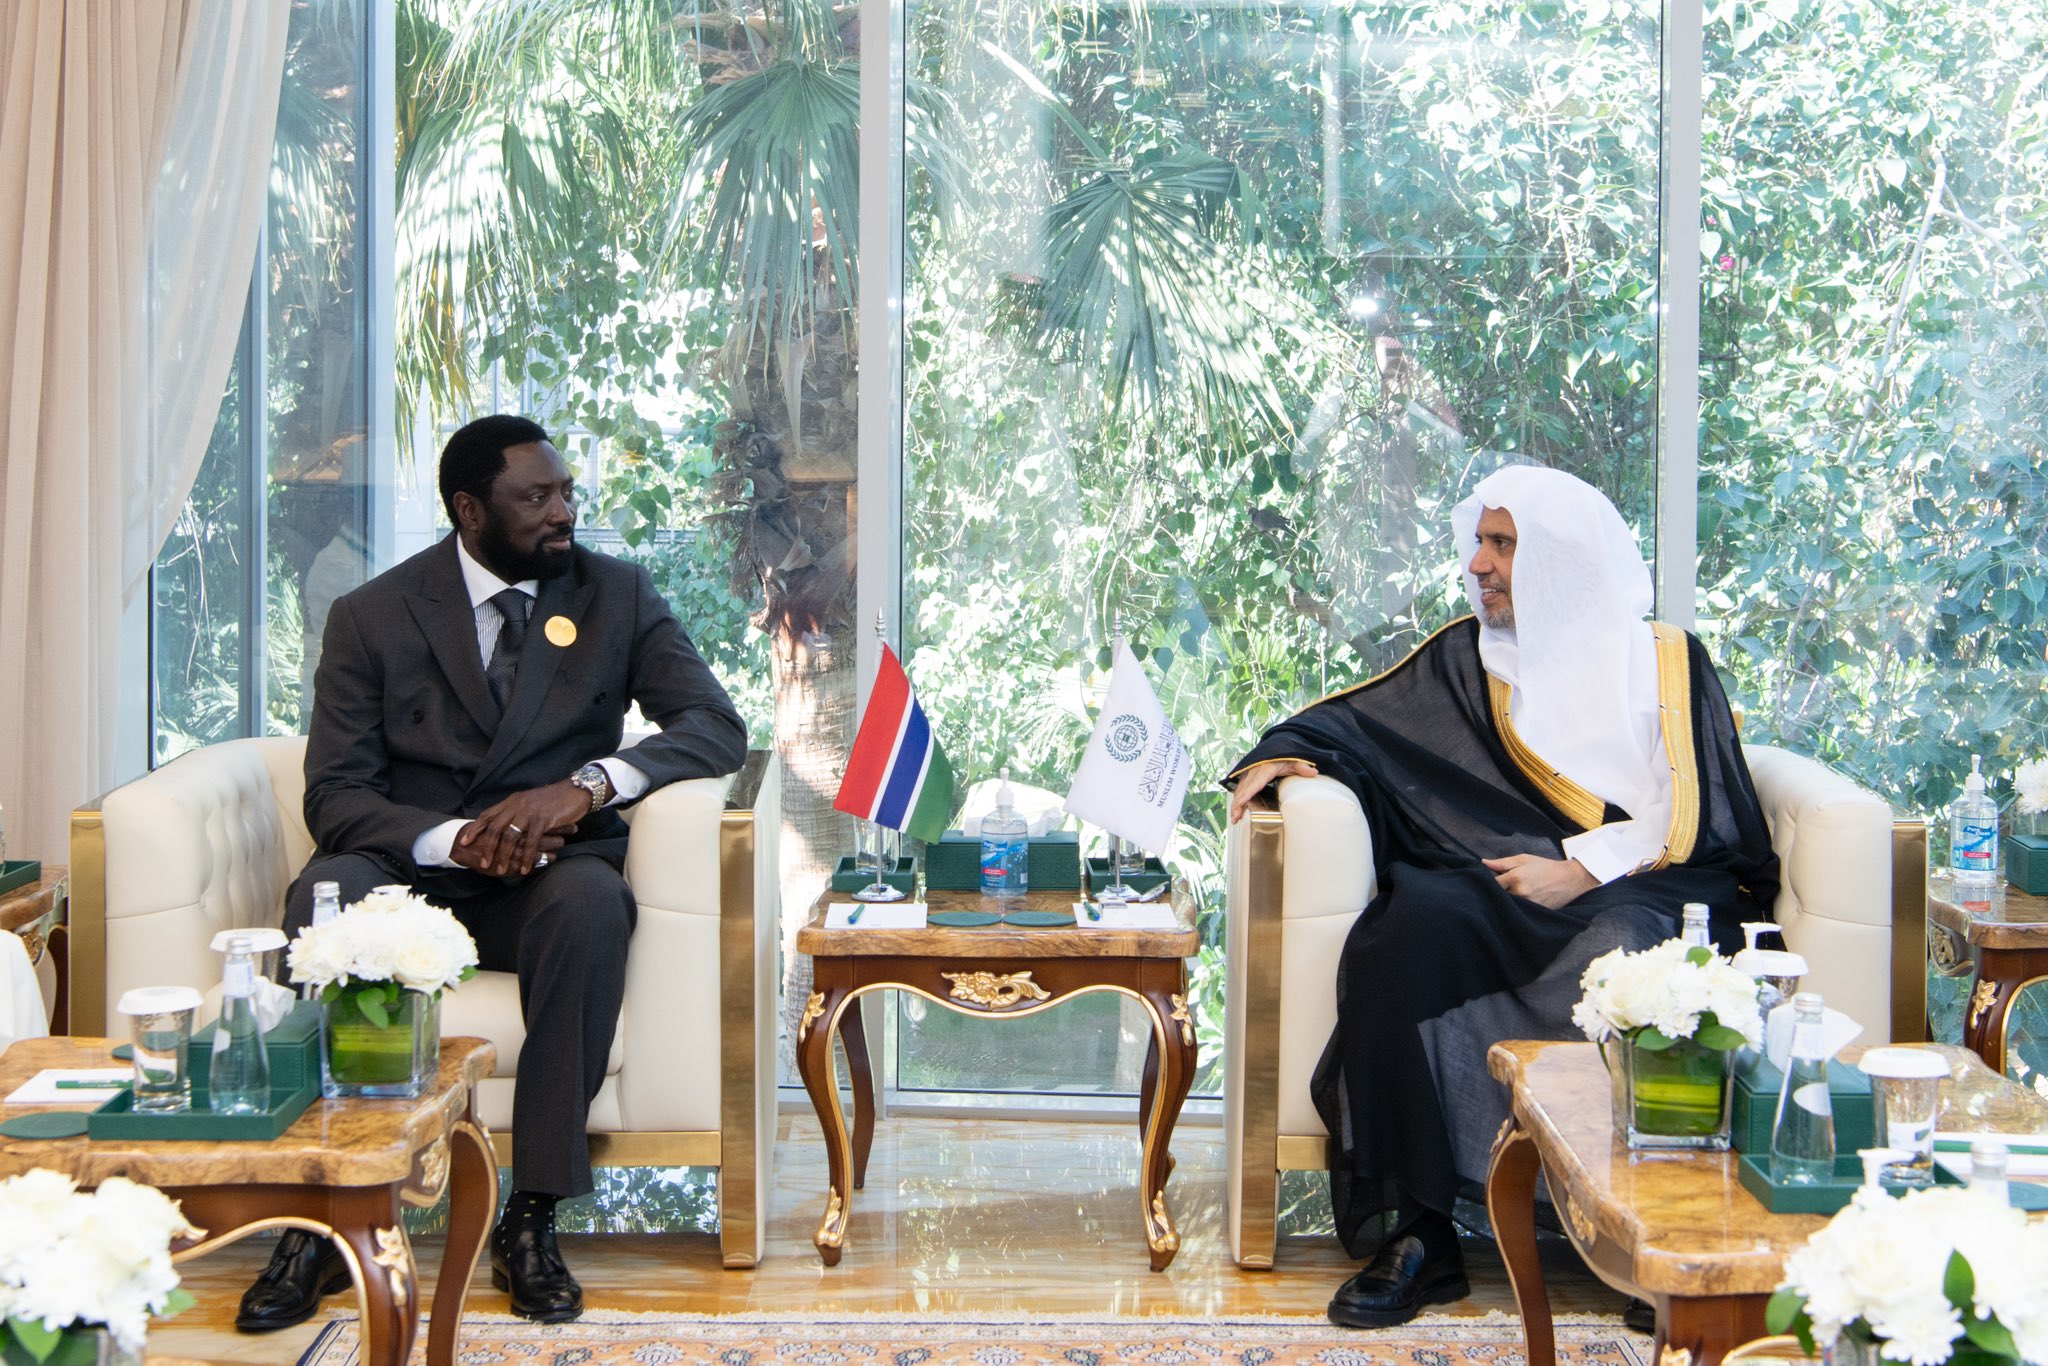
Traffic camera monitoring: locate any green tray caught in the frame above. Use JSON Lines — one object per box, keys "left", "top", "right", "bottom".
{"left": 1086, "top": 856, "right": 1168, "bottom": 895}
{"left": 1732, "top": 1055, "right": 1872, "bottom": 1155}
{"left": 1736, "top": 1152, "right": 1964, "bottom": 1214}
{"left": 188, "top": 999, "right": 323, "bottom": 1094}
{"left": 0, "top": 860, "right": 43, "bottom": 898}
{"left": 924, "top": 832, "right": 1082, "bottom": 891}
{"left": 830, "top": 857, "right": 916, "bottom": 895}
{"left": 88, "top": 1076, "right": 319, "bottom": 1142}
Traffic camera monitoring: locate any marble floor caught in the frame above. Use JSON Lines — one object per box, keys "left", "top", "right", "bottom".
{"left": 151, "top": 1110, "right": 1628, "bottom": 1364}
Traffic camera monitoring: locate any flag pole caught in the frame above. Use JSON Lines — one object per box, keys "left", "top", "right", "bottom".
{"left": 1095, "top": 615, "right": 1135, "bottom": 907}
{"left": 851, "top": 611, "right": 906, "bottom": 903}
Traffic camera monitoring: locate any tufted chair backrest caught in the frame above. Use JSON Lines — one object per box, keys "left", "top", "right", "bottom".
{"left": 100, "top": 736, "right": 307, "bottom": 1020}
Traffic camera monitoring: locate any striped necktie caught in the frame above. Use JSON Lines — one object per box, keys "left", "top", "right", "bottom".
{"left": 484, "top": 589, "right": 530, "bottom": 710}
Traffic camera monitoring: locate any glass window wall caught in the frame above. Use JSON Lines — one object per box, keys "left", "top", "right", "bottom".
{"left": 899, "top": 0, "right": 1664, "bottom": 1099}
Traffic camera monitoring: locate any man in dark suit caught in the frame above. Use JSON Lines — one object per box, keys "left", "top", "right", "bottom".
{"left": 236, "top": 415, "right": 747, "bottom": 1330}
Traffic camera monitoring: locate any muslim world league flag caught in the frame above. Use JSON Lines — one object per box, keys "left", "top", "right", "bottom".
{"left": 834, "top": 644, "right": 955, "bottom": 844}
{"left": 1064, "top": 641, "right": 1192, "bottom": 855}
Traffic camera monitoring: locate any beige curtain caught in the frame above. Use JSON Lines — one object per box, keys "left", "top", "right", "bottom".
{"left": 0, "top": 0, "right": 285, "bottom": 862}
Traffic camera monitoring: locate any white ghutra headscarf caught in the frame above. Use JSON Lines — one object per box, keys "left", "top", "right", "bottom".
{"left": 1450, "top": 465, "right": 1670, "bottom": 880}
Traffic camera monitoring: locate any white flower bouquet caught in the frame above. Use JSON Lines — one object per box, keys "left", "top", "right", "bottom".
{"left": 1768, "top": 1184, "right": 2048, "bottom": 1366}
{"left": 0, "top": 1169, "right": 199, "bottom": 1357}
{"left": 287, "top": 884, "right": 478, "bottom": 1017}
{"left": 1572, "top": 937, "right": 1763, "bottom": 1052}
{"left": 2013, "top": 756, "right": 2048, "bottom": 817}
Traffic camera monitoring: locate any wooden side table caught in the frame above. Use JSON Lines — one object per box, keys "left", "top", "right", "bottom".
{"left": 1928, "top": 884, "right": 2048, "bottom": 1075}
{"left": 1485, "top": 1039, "right": 2048, "bottom": 1366}
{"left": 0, "top": 1035, "right": 498, "bottom": 1366}
{"left": 0, "top": 865, "right": 68, "bottom": 1033}
{"left": 794, "top": 886, "right": 1201, "bottom": 1270}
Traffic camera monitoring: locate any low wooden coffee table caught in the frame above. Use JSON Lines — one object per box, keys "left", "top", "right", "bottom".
{"left": 1485, "top": 1039, "right": 2048, "bottom": 1366}
{"left": 794, "top": 886, "right": 1200, "bottom": 1270}
{"left": 0, "top": 1034, "right": 497, "bottom": 1366}
{"left": 1928, "top": 882, "right": 2048, "bottom": 1074}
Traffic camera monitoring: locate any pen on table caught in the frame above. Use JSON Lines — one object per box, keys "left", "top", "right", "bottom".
{"left": 55, "top": 1079, "right": 129, "bottom": 1090}
{"left": 846, "top": 903, "right": 864, "bottom": 925}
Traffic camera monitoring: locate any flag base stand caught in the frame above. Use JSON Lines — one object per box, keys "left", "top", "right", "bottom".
{"left": 849, "top": 881, "right": 907, "bottom": 903}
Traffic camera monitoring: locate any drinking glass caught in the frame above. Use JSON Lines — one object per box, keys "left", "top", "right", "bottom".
{"left": 1860, "top": 1046, "right": 1947, "bottom": 1189}
{"left": 117, "top": 985, "right": 203, "bottom": 1113}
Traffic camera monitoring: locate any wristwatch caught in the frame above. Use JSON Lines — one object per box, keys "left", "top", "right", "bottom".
{"left": 569, "top": 763, "right": 613, "bottom": 814}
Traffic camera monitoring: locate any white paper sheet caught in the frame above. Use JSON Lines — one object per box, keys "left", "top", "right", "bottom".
{"left": 1073, "top": 902, "right": 1180, "bottom": 930}
{"left": 825, "top": 902, "right": 928, "bottom": 930}
{"left": 5, "top": 1068, "right": 130, "bottom": 1105}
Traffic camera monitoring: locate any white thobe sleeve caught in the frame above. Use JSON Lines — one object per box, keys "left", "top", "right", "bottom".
{"left": 1561, "top": 816, "right": 1670, "bottom": 885}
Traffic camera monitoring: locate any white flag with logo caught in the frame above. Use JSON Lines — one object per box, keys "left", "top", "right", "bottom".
{"left": 1064, "top": 642, "right": 1192, "bottom": 855}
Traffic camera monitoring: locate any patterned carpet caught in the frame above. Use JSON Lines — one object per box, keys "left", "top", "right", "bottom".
{"left": 295, "top": 1308, "right": 1653, "bottom": 1366}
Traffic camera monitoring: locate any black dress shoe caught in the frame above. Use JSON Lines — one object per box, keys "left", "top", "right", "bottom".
{"left": 235, "top": 1229, "right": 353, "bottom": 1332}
{"left": 490, "top": 1221, "right": 584, "bottom": 1323}
{"left": 1327, "top": 1234, "right": 1471, "bottom": 1329}
{"left": 1623, "top": 1297, "right": 1657, "bottom": 1334}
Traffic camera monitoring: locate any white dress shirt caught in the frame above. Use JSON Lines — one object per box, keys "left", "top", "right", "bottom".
{"left": 409, "top": 540, "right": 649, "bottom": 868}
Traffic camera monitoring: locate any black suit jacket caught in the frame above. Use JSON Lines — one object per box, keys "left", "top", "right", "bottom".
{"left": 303, "top": 535, "right": 748, "bottom": 881}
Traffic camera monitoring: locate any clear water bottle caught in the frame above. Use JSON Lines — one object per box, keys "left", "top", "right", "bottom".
{"left": 979, "top": 768, "right": 1029, "bottom": 901}
{"left": 1680, "top": 902, "right": 1712, "bottom": 950}
{"left": 210, "top": 933, "right": 271, "bottom": 1115}
{"left": 311, "top": 880, "right": 342, "bottom": 927}
{"left": 1770, "top": 992, "right": 1836, "bottom": 1185}
{"left": 1949, "top": 754, "right": 2000, "bottom": 904}
{"left": 1969, "top": 1138, "right": 2009, "bottom": 1206}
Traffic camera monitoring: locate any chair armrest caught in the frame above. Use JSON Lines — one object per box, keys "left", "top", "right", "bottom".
{"left": 1741, "top": 742, "right": 1907, "bottom": 1037}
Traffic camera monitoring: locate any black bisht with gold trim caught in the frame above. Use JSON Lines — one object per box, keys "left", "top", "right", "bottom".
{"left": 1226, "top": 616, "right": 1778, "bottom": 1254}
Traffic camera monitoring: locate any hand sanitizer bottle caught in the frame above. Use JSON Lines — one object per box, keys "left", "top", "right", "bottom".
{"left": 1950, "top": 754, "right": 2000, "bottom": 905}
{"left": 210, "top": 933, "right": 272, "bottom": 1115}
{"left": 979, "top": 768, "right": 1029, "bottom": 901}
{"left": 1770, "top": 992, "right": 1836, "bottom": 1186}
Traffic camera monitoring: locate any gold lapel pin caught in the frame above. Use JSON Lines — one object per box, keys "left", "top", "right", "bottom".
{"left": 544, "top": 615, "right": 577, "bottom": 648}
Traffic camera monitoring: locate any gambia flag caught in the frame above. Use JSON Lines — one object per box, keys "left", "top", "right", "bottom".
{"left": 833, "top": 644, "right": 955, "bottom": 843}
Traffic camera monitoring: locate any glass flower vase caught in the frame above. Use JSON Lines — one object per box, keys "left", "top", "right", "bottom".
{"left": 1, "top": 1327, "right": 142, "bottom": 1366}
{"left": 321, "top": 986, "right": 440, "bottom": 1099}
{"left": 1610, "top": 1033, "right": 1732, "bottom": 1150}
{"left": 1824, "top": 1330, "right": 1885, "bottom": 1366}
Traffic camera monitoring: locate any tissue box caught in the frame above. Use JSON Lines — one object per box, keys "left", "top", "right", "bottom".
{"left": 187, "top": 998, "right": 323, "bottom": 1094}
{"left": 924, "top": 832, "right": 1080, "bottom": 891}
{"left": 1731, "top": 1053, "right": 1873, "bottom": 1155}
{"left": 2002, "top": 834, "right": 2048, "bottom": 895}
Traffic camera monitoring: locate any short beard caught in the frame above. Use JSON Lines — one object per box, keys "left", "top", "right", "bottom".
{"left": 479, "top": 517, "right": 573, "bottom": 582}
{"left": 1481, "top": 602, "right": 1515, "bottom": 630}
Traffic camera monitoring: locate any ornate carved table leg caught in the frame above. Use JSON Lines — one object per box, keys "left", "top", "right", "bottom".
{"left": 426, "top": 1113, "right": 498, "bottom": 1366}
{"left": 332, "top": 1185, "right": 416, "bottom": 1366}
{"left": 1138, "top": 965, "right": 1197, "bottom": 1271}
{"left": 839, "top": 992, "right": 876, "bottom": 1190}
{"left": 1485, "top": 1116, "right": 1553, "bottom": 1366}
{"left": 1963, "top": 950, "right": 2048, "bottom": 1076}
{"left": 798, "top": 971, "right": 855, "bottom": 1265}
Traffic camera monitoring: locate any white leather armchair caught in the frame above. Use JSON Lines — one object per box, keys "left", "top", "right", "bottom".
{"left": 1222, "top": 741, "right": 1926, "bottom": 1268}
{"left": 69, "top": 736, "right": 781, "bottom": 1268}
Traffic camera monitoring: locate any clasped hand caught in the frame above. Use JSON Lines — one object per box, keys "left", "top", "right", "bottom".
{"left": 1227, "top": 759, "right": 1318, "bottom": 825}
{"left": 1484, "top": 853, "right": 1597, "bottom": 908}
{"left": 452, "top": 780, "right": 590, "bottom": 877}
